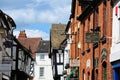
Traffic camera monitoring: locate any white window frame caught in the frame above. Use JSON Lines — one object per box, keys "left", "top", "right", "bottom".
{"left": 39, "top": 67, "right": 44, "bottom": 77}
{"left": 40, "top": 54, "right": 45, "bottom": 60}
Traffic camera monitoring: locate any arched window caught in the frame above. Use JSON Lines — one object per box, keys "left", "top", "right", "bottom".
{"left": 102, "top": 62, "right": 107, "bottom": 80}
{"left": 83, "top": 69, "right": 85, "bottom": 80}
{"left": 95, "top": 69, "right": 98, "bottom": 80}
{"left": 88, "top": 72, "right": 90, "bottom": 80}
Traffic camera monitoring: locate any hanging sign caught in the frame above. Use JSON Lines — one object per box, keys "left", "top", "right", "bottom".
{"left": 85, "top": 32, "right": 100, "bottom": 43}
{"left": 70, "top": 59, "right": 80, "bottom": 67}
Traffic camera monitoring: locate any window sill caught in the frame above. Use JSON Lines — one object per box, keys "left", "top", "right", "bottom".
{"left": 39, "top": 77, "right": 45, "bottom": 79}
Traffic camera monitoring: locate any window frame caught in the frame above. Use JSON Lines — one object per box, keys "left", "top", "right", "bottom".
{"left": 40, "top": 54, "right": 45, "bottom": 60}
{"left": 39, "top": 67, "right": 44, "bottom": 77}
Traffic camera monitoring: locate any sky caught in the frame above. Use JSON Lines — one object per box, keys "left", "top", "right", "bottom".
{"left": 0, "top": 0, "right": 71, "bottom": 40}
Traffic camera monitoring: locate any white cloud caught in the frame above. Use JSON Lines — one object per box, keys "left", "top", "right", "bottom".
{"left": 4, "top": 4, "right": 70, "bottom": 24}
{"left": 3, "top": 0, "right": 71, "bottom": 38}
{"left": 5, "top": 9, "right": 36, "bottom": 23}
{"left": 3, "top": 0, "right": 71, "bottom": 24}
{"left": 13, "top": 29, "right": 49, "bottom": 40}
{"left": 32, "top": 0, "right": 70, "bottom": 7}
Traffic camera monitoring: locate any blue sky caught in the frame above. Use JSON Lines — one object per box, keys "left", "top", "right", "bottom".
{"left": 0, "top": 0, "right": 71, "bottom": 40}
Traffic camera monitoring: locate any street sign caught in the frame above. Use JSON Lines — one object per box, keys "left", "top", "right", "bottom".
{"left": 0, "top": 64, "right": 11, "bottom": 72}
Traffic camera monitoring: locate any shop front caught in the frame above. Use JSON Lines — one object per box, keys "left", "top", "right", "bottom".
{"left": 110, "top": 43, "right": 120, "bottom": 80}
{"left": 111, "top": 61, "right": 120, "bottom": 80}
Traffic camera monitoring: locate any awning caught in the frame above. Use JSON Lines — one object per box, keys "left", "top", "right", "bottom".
{"left": 66, "top": 68, "right": 78, "bottom": 80}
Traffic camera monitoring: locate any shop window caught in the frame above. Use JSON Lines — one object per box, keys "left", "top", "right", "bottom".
{"left": 116, "top": 68, "right": 120, "bottom": 80}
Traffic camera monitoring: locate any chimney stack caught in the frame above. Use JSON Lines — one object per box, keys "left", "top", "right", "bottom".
{"left": 18, "top": 30, "right": 27, "bottom": 39}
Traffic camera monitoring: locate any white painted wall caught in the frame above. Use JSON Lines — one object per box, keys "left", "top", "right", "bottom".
{"left": 61, "top": 27, "right": 71, "bottom": 80}
{"left": 64, "top": 28, "right": 71, "bottom": 67}
{"left": 110, "top": 1, "right": 120, "bottom": 62}
{"left": 34, "top": 53, "right": 54, "bottom": 80}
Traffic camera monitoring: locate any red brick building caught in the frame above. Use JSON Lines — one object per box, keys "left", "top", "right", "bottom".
{"left": 68, "top": 0, "right": 113, "bottom": 80}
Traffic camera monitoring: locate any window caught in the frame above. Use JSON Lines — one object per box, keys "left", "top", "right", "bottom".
{"left": 83, "top": 69, "right": 85, "bottom": 80}
{"left": 40, "top": 54, "right": 45, "bottom": 60}
{"left": 88, "top": 72, "right": 90, "bottom": 80}
{"left": 40, "top": 67, "right": 44, "bottom": 77}
{"left": 56, "top": 53, "right": 63, "bottom": 63}
{"left": 102, "top": 62, "right": 107, "bottom": 80}
{"left": 115, "top": 68, "right": 120, "bottom": 80}
{"left": 95, "top": 69, "right": 98, "bottom": 80}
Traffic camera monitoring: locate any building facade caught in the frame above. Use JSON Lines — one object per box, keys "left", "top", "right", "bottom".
{"left": 66, "top": 0, "right": 113, "bottom": 80}
{"left": 110, "top": 0, "right": 120, "bottom": 80}
{"left": 49, "top": 23, "right": 66, "bottom": 80}
{"left": 11, "top": 37, "right": 34, "bottom": 80}
{"left": 34, "top": 40, "right": 53, "bottom": 80}
{"left": 0, "top": 10, "right": 16, "bottom": 80}
{"left": 61, "top": 21, "right": 71, "bottom": 80}
{"left": 17, "top": 30, "right": 42, "bottom": 80}
{"left": 0, "top": 10, "right": 34, "bottom": 80}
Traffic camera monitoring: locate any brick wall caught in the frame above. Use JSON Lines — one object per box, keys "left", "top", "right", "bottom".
{"left": 70, "top": 0, "right": 113, "bottom": 80}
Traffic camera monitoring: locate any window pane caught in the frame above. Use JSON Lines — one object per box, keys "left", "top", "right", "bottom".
{"left": 56, "top": 53, "right": 63, "bottom": 63}
{"left": 103, "top": 67, "right": 107, "bottom": 80}
{"left": 57, "top": 54, "right": 60, "bottom": 63}
{"left": 102, "top": 62, "right": 107, "bottom": 80}
{"left": 40, "top": 67, "right": 44, "bottom": 77}
{"left": 40, "top": 54, "right": 44, "bottom": 59}
{"left": 57, "top": 65, "right": 63, "bottom": 75}
{"left": 116, "top": 68, "right": 120, "bottom": 80}
{"left": 60, "top": 54, "right": 63, "bottom": 63}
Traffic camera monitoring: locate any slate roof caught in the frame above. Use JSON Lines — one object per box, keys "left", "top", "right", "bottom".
{"left": 50, "top": 23, "right": 66, "bottom": 49}
{"left": 36, "top": 40, "right": 50, "bottom": 53}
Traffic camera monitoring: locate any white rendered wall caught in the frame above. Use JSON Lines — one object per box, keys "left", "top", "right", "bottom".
{"left": 34, "top": 53, "right": 54, "bottom": 80}
{"left": 61, "top": 27, "right": 71, "bottom": 80}
{"left": 110, "top": 1, "right": 120, "bottom": 62}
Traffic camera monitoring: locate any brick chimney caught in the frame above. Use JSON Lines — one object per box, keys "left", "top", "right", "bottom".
{"left": 18, "top": 30, "right": 27, "bottom": 39}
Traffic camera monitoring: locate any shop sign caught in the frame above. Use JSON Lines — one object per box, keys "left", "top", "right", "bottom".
{"left": 85, "top": 32, "right": 100, "bottom": 43}
{"left": 70, "top": 59, "right": 80, "bottom": 67}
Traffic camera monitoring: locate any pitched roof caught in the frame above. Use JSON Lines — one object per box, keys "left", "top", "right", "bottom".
{"left": 50, "top": 23, "right": 66, "bottom": 49}
{"left": 36, "top": 40, "right": 50, "bottom": 53}
{"left": 17, "top": 30, "right": 42, "bottom": 58}
{"left": 13, "top": 37, "right": 33, "bottom": 60}
{"left": 18, "top": 38, "right": 42, "bottom": 53}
